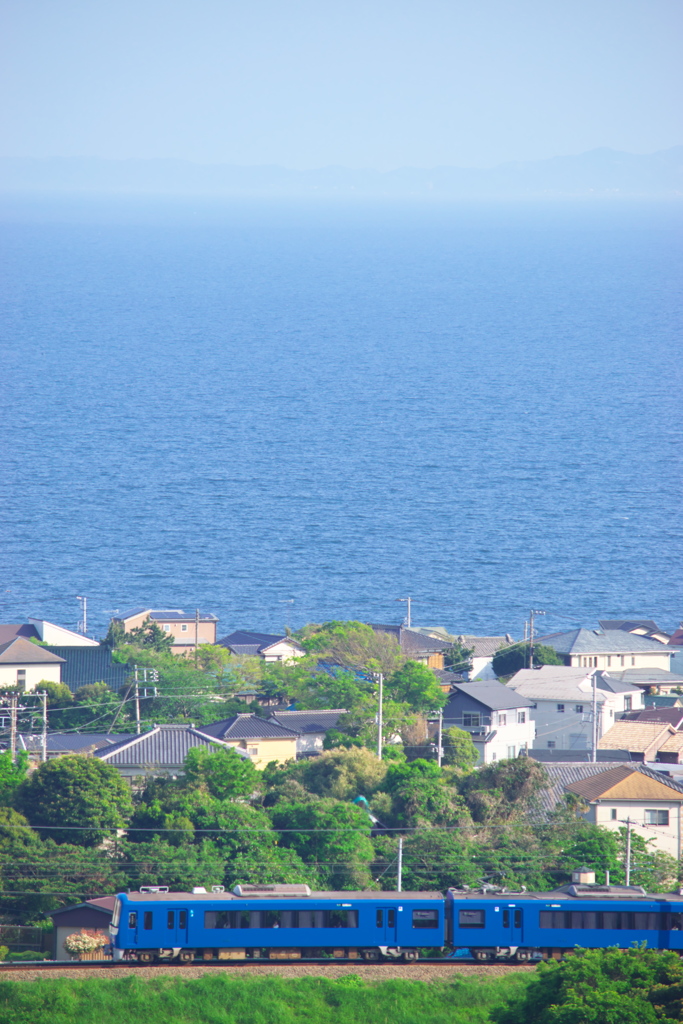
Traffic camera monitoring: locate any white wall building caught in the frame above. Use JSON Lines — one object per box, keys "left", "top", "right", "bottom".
{"left": 508, "top": 666, "right": 643, "bottom": 752}
{"left": 441, "top": 681, "right": 536, "bottom": 764}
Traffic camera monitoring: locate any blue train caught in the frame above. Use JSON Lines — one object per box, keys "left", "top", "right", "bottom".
{"left": 109, "top": 881, "right": 683, "bottom": 963}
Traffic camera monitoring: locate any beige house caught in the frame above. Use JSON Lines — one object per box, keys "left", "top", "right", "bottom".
{"left": 564, "top": 764, "right": 683, "bottom": 860}
{"left": 369, "top": 624, "right": 451, "bottom": 670}
{"left": 200, "top": 714, "right": 299, "bottom": 768}
{"left": 539, "top": 628, "right": 672, "bottom": 672}
{"left": 0, "top": 637, "right": 64, "bottom": 691}
{"left": 113, "top": 608, "right": 218, "bottom": 655}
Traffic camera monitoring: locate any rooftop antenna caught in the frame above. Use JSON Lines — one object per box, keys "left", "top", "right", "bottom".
{"left": 396, "top": 597, "right": 412, "bottom": 628}
{"left": 76, "top": 596, "right": 87, "bottom": 635}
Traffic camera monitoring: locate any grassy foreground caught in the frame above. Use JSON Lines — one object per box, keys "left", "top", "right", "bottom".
{"left": 0, "top": 973, "right": 529, "bottom": 1024}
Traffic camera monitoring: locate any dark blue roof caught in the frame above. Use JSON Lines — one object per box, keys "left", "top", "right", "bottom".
{"left": 44, "top": 645, "right": 130, "bottom": 693}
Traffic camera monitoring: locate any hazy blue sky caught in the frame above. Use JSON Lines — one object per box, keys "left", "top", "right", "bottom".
{"left": 1, "top": 0, "right": 681, "bottom": 169}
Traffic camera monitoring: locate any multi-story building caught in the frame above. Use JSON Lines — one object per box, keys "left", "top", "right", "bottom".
{"left": 440, "top": 681, "right": 535, "bottom": 763}
{"left": 113, "top": 608, "right": 218, "bottom": 655}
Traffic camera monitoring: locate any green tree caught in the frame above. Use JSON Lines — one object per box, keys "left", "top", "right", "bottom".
{"left": 383, "top": 758, "right": 469, "bottom": 828}
{"left": 441, "top": 727, "right": 479, "bottom": 769}
{"left": 373, "top": 829, "right": 480, "bottom": 892}
{"left": 182, "top": 746, "right": 261, "bottom": 801}
{"left": 444, "top": 640, "right": 475, "bottom": 674}
{"left": 492, "top": 946, "right": 683, "bottom": 1024}
{"left": 269, "top": 800, "right": 374, "bottom": 889}
{"left": 0, "top": 751, "right": 29, "bottom": 804}
{"left": 297, "top": 621, "right": 405, "bottom": 676}
{"left": 459, "top": 757, "right": 549, "bottom": 823}
{"left": 15, "top": 755, "right": 134, "bottom": 846}
{"left": 297, "top": 746, "right": 388, "bottom": 801}
{"left": 125, "top": 617, "right": 176, "bottom": 652}
{"left": 492, "top": 642, "right": 563, "bottom": 678}
{"left": 386, "top": 661, "right": 447, "bottom": 713}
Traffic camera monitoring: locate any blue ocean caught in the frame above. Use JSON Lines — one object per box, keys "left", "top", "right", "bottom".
{"left": 1, "top": 197, "right": 681, "bottom": 640}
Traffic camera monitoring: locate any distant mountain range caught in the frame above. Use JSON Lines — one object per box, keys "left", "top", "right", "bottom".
{"left": 0, "top": 147, "right": 681, "bottom": 199}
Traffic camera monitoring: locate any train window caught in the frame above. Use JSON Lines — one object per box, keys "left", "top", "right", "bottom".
{"left": 112, "top": 901, "right": 121, "bottom": 927}
{"left": 204, "top": 911, "right": 231, "bottom": 929}
{"left": 346, "top": 910, "right": 359, "bottom": 928}
{"left": 540, "top": 911, "right": 568, "bottom": 928}
{"left": 128, "top": 912, "right": 137, "bottom": 929}
{"left": 502, "top": 910, "right": 509, "bottom": 928}
{"left": 376, "top": 910, "right": 383, "bottom": 928}
{"left": 143, "top": 912, "right": 153, "bottom": 930}
{"left": 514, "top": 910, "right": 522, "bottom": 928}
{"left": 459, "top": 909, "right": 485, "bottom": 929}
{"left": 249, "top": 912, "right": 263, "bottom": 929}
{"left": 412, "top": 910, "right": 439, "bottom": 929}
{"left": 387, "top": 910, "right": 396, "bottom": 928}
{"left": 634, "top": 913, "right": 660, "bottom": 930}
{"left": 583, "top": 912, "right": 599, "bottom": 930}
{"left": 602, "top": 912, "right": 621, "bottom": 930}
{"left": 327, "top": 910, "right": 348, "bottom": 929}
{"left": 668, "top": 914, "right": 683, "bottom": 930}
{"left": 299, "top": 910, "right": 325, "bottom": 929}
{"left": 167, "top": 911, "right": 175, "bottom": 929}
{"left": 570, "top": 912, "right": 583, "bottom": 929}
{"left": 264, "top": 911, "right": 282, "bottom": 929}
{"left": 281, "top": 911, "right": 298, "bottom": 928}
{"left": 178, "top": 911, "right": 187, "bottom": 929}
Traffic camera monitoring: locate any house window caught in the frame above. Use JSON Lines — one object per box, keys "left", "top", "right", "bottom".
{"left": 575, "top": 705, "right": 584, "bottom": 714}
{"left": 557, "top": 704, "right": 565, "bottom": 713}
{"left": 463, "top": 713, "right": 481, "bottom": 728}
{"left": 498, "top": 713, "right": 507, "bottom": 726}
{"left": 607, "top": 656, "right": 612, "bottom": 667}
{"left": 624, "top": 697, "right": 632, "bottom": 711}
{"left": 547, "top": 741, "right": 556, "bottom": 749}
{"left": 247, "top": 746, "right": 259, "bottom": 756}
{"left": 16, "top": 670, "right": 26, "bottom": 687}
{"left": 491, "top": 752, "right": 497, "bottom": 760}
{"left": 610, "top": 809, "right": 617, "bottom": 820}
{"left": 163, "top": 624, "right": 170, "bottom": 631}
{"left": 645, "top": 809, "right": 669, "bottom": 826}
{"left": 517, "top": 711, "right": 526, "bottom": 724}
{"left": 620, "top": 656, "right": 625, "bottom": 666}
{"left": 181, "top": 624, "right": 188, "bottom": 632}
{"left": 631, "top": 657, "right": 636, "bottom": 666}
{"left": 507, "top": 746, "right": 516, "bottom": 759}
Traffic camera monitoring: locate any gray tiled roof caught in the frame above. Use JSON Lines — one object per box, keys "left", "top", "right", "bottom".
{"left": 201, "top": 714, "right": 299, "bottom": 741}
{"left": 457, "top": 635, "right": 514, "bottom": 658}
{"left": 0, "top": 637, "right": 65, "bottom": 664}
{"left": 621, "top": 709, "right": 683, "bottom": 728}
{"left": 447, "top": 681, "right": 534, "bottom": 711}
{"left": 539, "top": 628, "right": 672, "bottom": 655}
{"left": 96, "top": 725, "right": 248, "bottom": 767}
{"left": 17, "top": 732, "right": 135, "bottom": 754}
{"left": 603, "top": 668, "right": 683, "bottom": 686}
{"left": 44, "top": 645, "right": 130, "bottom": 693}
{"left": 217, "top": 631, "right": 302, "bottom": 656}
{"left": 117, "top": 608, "right": 218, "bottom": 623}
{"left": 269, "top": 710, "right": 346, "bottom": 734}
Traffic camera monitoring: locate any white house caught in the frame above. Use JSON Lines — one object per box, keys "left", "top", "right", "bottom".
{"left": 441, "top": 681, "right": 536, "bottom": 764}
{"left": 0, "top": 636, "right": 65, "bottom": 691}
{"left": 538, "top": 628, "right": 673, "bottom": 672}
{"left": 507, "top": 666, "right": 643, "bottom": 752}
{"left": 28, "top": 618, "right": 99, "bottom": 646}
{"left": 217, "top": 631, "right": 305, "bottom": 663}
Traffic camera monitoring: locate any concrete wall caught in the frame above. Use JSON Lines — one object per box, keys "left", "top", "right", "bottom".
{"left": 530, "top": 689, "right": 643, "bottom": 751}
{"left": 226, "top": 736, "right": 297, "bottom": 768}
{"left": 28, "top": 619, "right": 98, "bottom": 646}
{"left": 569, "top": 652, "right": 671, "bottom": 671}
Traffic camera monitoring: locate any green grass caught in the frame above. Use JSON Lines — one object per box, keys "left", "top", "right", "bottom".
{"left": 0, "top": 973, "right": 530, "bottom": 1024}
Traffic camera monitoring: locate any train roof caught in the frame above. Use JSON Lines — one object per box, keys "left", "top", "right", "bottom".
{"left": 447, "top": 885, "right": 683, "bottom": 903}
{"left": 120, "top": 889, "right": 443, "bottom": 903}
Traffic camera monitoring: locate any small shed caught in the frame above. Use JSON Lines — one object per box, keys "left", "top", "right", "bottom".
{"left": 48, "top": 896, "right": 115, "bottom": 960}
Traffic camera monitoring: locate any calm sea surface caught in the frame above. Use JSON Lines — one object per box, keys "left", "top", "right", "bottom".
{"left": 0, "top": 197, "right": 681, "bottom": 640}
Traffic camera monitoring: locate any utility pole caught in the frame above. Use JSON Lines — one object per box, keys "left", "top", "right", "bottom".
{"left": 528, "top": 609, "right": 546, "bottom": 669}
{"left": 40, "top": 691, "right": 47, "bottom": 763}
{"left": 397, "top": 837, "right": 403, "bottom": 892}
{"left": 195, "top": 608, "right": 200, "bottom": 665}
{"left": 134, "top": 668, "right": 141, "bottom": 735}
{"left": 396, "top": 597, "right": 412, "bottom": 628}
{"left": 625, "top": 818, "right": 632, "bottom": 885}
{"left": 437, "top": 708, "right": 443, "bottom": 767}
{"left": 376, "top": 673, "right": 384, "bottom": 760}
{"left": 9, "top": 694, "right": 17, "bottom": 763}
{"left": 591, "top": 670, "right": 598, "bottom": 762}
{"left": 76, "top": 596, "right": 87, "bottom": 635}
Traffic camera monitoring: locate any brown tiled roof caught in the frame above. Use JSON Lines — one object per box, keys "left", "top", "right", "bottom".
{"left": 565, "top": 765, "right": 683, "bottom": 802}
{"left": 0, "top": 624, "right": 40, "bottom": 645}
{"left": 597, "top": 720, "right": 674, "bottom": 753}
{"left": 657, "top": 733, "right": 683, "bottom": 754}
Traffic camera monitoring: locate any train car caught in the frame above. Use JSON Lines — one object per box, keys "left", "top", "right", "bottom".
{"left": 446, "top": 882, "right": 683, "bottom": 962}
{"left": 110, "top": 884, "right": 446, "bottom": 962}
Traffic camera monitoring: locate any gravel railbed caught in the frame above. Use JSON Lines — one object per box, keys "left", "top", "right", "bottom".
{"left": 0, "top": 962, "right": 535, "bottom": 983}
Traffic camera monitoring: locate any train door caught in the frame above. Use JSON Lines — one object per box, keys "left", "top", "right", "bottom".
{"left": 502, "top": 906, "right": 524, "bottom": 950}
{"left": 375, "top": 905, "right": 398, "bottom": 947}
{"left": 165, "top": 908, "right": 189, "bottom": 947}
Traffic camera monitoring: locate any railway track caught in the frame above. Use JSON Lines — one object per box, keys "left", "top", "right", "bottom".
{"left": 0, "top": 956, "right": 534, "bottom": 972}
